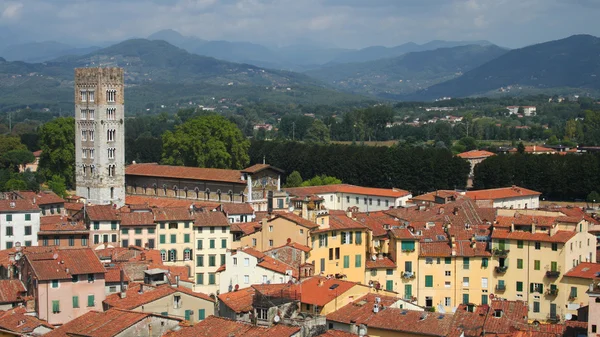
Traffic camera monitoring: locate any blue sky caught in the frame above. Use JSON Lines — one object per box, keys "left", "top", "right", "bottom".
{"left": 0, "top": 0, "right": 598, "bottom": 49}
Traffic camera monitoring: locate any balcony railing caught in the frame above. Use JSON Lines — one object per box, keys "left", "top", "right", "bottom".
{"left": 495, "top": 284, "right": 506, "bottom": 292}
{"left": 402, "top": 271, "right": 415, "bottom": 279}
{"left": 546, "top": 288, "right": 559, "bottom": 296}
{"left": 492, "top": 248, "right": 509, "bottom": 257}
{"left": 495, "top": 266, "right": 508, "bottom": 274}
{"left": 545, "top": 270, "right": 560, "bottom": 278}
{"left": 547, "top": 313, "right": 560, "bottom": 322}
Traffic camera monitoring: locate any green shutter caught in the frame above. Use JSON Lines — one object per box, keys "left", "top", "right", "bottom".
{"left": 343, "top": 255, "right": 350, "bottom": 268}
{"left": 198, "top": 309, "right": 206, "bottom": 320}
{"left": 445, "top": 257, "right": 451, "bottom": 264}
{"left": 6, "top": 214, "right": 12, "bottom": 221}
{"left": 463, "top": 257, "right": 470, "bottom": 269}
{"left": 551, "top": 261, "right": 557, "bottom": 271}
{"left": 516, "top": 281, "right": 523, "bottom": 292}
{"left": 52, "top": 300, "right": 60, "bottom": 313}
{"left": 221, "top": 239, "right": 227, "bottom": 248}
{"left": 159, "top": 235, "right": 166, "bottom": 244}
{"left": 462, "top": 294, "right": 469, "bottom": 304}
{"left": 386, "top": 280, "right": 393, "bottom": 291}
{"left": 405, "top": 284, "right": 412, "bottom": 297}
{"left": 401, "top": 241, "right": 415, "bottom": 251}
{"left": 209, "top": 274, "right": 215, "bottom": 285}
{"left": 87, "top": 295, "right": 94, "bottom": 307}
{"left": 517, "top": 240, "right": 523, "bottom": 248}
{"left": 530, "top": 283, "right": 534, "bottom": 293}
{"left": 425, "top": 275, "right": 433, "bottom": 287}
{"left": 161, "top": 311, "right": 168, "bottom": 316}
{"left": 25, "top": 214, "right": 31, "bottom": 221}
{"left": 72, "top": 296, "right": 79, "bottom": 308}
{"left": 482, "top": 258, "right": 488, "bottom": 267}
{"left": 197, "top": 240, "right": 203, "bottom": 250}
{"left": 356, "top": 232, "right": 362, "bottom": 245}
{"left": 170, "top": 234, "right": 176, "bottom": 243}
{"left": 534, "top": 260, "right": 540, "bottom": 270}
{"left": 481, "top": 294, "right": 488, "bottom": 305}
{"left": 355, "top": 254, "right": 362, "bottom": 268}
{"left": 196, "top": 273, "right": 204, "bottom": 285}
{"left": 185, "top": 310, "right": 191, "bottom": 321}
{"left": 210, "top": 239, "right": 215, "bottom": 249}
{"left": 517, "top": 259, "right": 523, "bottom": 269}
{"left": 498, "top": 240, "right": 505, "bottom": 250}
{"left": 184, "top": 234, "right": 190, "bottom": 243}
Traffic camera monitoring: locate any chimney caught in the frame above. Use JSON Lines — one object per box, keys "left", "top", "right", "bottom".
{"left": 267, "top": 191, "right": 273, "bottom": 215}
{"left": 138, "top": 283, "right": 144, "bottom": 294}
{"left": 175, "top": 275, "right": 180, "bottom": 288}
{"left": 32, "top": 197, "right": 36, "bottom": 204}
{"left": 120, "top": 269, "right": 125, "bottom": 293}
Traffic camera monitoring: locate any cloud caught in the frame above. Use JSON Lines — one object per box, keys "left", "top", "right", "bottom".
{"left": 0, "top": 0, "right": 598, "bottom": 49}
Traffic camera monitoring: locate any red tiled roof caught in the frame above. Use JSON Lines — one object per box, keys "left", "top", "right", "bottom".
{"left": 104, "top": 267, "right": 130, "bottom": 283}
{"left": 43, "top": 308, "right": 178, "bottom": 337}
{"left": 64, "top": 202, "right": 84, "bottom": 212}
{"left": 410, "top": 190, "right": 458, "bottom": 203}
{"left": 313, "top": 211, "right": 368, "bottom": 233}
{"left": 483, "top": 300, "right": 529, "bottom": 334}
{"left": 0, "top": 199, "right": 39, "bottom": 212}
{"left": 365, "top": 257, "right": 396, "bottom": 269}
{"left": 217, "top": 287, "right": 255, "bottom": 313}
{"left": 125, "top": 195, "right": 221, "bottom": 209}
{"left": 103, "top": 283, "right": 213, "bottom": 310}
{"left": 39, "top": 216, "right": 87, "bottom": 232}
{"left": 299, "top": 276, "right": 357, "bottom": 306}
{"left": 27, "top": 248, "right": 106, "bottom": 281}
{"left": 167, "top": 316, "right": 299, "bottom": 337}
{"left": 126, "top": 163, "right": 245, "bottom": 184}
{"left": 491, "top": 229, "right": 576, "bottom": 243}
{"left": 465, "top": 186, "right": 541, "bottom": 201}
{"left": 33, "top": 150, "right": 42, "bottom": 157}
{"left": 354, "top": 211, "right": 395, "bottom": 237}
{"left": 194, "top": 209, "right": 229, "bottom": 227}
{"left": 230, "top": 221, "right": 262, "bottom": 235}
{"left": 119, "top": 211, "right": 155, "bottom": 226}
{"left": 241, "top": 163, "right": 283, "bottom": 174}
{"left": 508, "top": 145, "right": 555, "bottom": 153}
{"left": 285, "top": 184, "right": 411, "bottom": 199}
{"left": 87, "top": 204, "right": 120, "bottom": 221}
{"left": 220, "top": 202, "right": 255, "bottom": 215}
{"left": 0, "top": 307, "right": 53, "bottom": 334}
{"left": 420, "top": 241, "right": 491, "bottom": 258}
{"left": 264, "top": 241, "right": 312, "bottom": 253}
{"left": 238, "top": 247, "right": 298, "bottom": 278}
{"left": 495, "top": 214, "right": 559, "bottom": 228}
{"left": 18, "top": 191, "right": 65, "bottom": 205}
{"left": 318, "top": 331, "right": 360, "bottom": 337}
{"left": 146, "top": 264, "right": 193, "bottom": 283}
{"left": 327, "top": 294, "right": 397, "bottom": 324}
{"left": 564, "top": 262, "right": 600, "bottom": 279}
{"left": 0, "top": 280, "right": 26, "bottom": 304}
{"left": 152, "top": 207, "right": 194, "bottom": 221}
{"left": 457, "top": 150, "right": 496, "bottom": 159}
{"left": 270, "top": 212, "right": 320, "bottom": 229}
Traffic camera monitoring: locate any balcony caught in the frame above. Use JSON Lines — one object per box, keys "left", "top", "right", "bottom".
{"left": 545, "top": 270, "right": 560, "bottom": 278}
{"left": 402, "top": 271, "right": 415, "bottom": 279}
{"left": 495, "top": 284, "right": 506, "bottom": 292}
{"left": 495, "top": 266, "right": 508, "bottom": 274}
{"left": 547, "top": 314, "right": 560, "bottom": 323}
{"left": 546, "top": 288, "right": 559, "bottom": 296}
{"left": 492, "top": 248, "right": 509, "bottom": 257}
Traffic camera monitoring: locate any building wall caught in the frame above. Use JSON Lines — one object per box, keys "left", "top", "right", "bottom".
{"left": 0, "top": 210, "right": 40, "bottom": 249}
{"left": 193, "top": 224, "right": 230, "bottom": 295}
{"left": 260, "top": 217, "right": 312, "bottom": 251}
{"left": 365, "top": 267, "right": 398, "bottom": 293}
{"left": 89, "top": 219, "right": 119, "bottom": 249}
{"left": 492, "top": 195, "right": 540, "bottom": 209}
{"left": 155, "top": 220, "right": 194, "bottom": 288}
{"left": 309, "top": 228, "right": 368, "bottom": 283}
{"left": 126, "top": 177, "right": 246, "bottom": 203}
{"left": 588, "top": 292, "right": 600, "bottom": 336}
{"left": 129, "top": 291, "right": 215, "bottom": 324}
{"left": 320, "top": 193, "right": 411, "bottom": 213}
{"left": 75, "top": 67, "right": 125, "bottom": 206}
{"left": 116, "top": 316, "right": 181, "bottom": 337}
{"left": 120, "top": 225, "right": 157, "bottom": 249}
{"left": 38, "top": 233, "right": 90, "bottom": 247}
{"left": 218, "top": 250, "right": 291, "bottom": 294}
{"left": 36, "top": 274, "right": 106, "bottom": 325}
{"left": 39, "top": 203, "right": 65, "bottom": 217}
{"left": 391, "top": 239, "right": 419, "bottom": 302}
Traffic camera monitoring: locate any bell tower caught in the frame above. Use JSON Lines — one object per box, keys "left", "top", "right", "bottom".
{"left": 74, "top": 67, "right": 125, "bottom": 206}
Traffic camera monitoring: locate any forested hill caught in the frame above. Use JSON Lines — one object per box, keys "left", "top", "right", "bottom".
{"left": 305, "top": 44, "right": 508, "bottom": 98}
{"left": 0, "top": 39, "right": 370, "bottom": 113}
{"left": 413, "top": 34, "right": 600, "bottom": 100}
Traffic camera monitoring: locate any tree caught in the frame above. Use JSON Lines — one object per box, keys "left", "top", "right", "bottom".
{"left": 0, "top": 135, "right": 26, "bottom": 154}
{"left": 305, "top": 119, "right": 330, "bottom": 143}
{"left": 1, "top": 150, "right": 35, "bottom": 172}
{"left": 458, "top": 137, "right": 477, "bottom": 151}
{"left": 587, "top": 191, "right": 600, "bottom": 208}
{"left": 4, "top": 178, "right": 27, "bottom": 191}
{"left": 517, "top": 142, "right": 525, "bottom": 154}
{"left": 285, "top": 171, "right": 303, "bottom": 188}
{"left": 300, "top": 175, "right": 342, "bottom": 186}
{"left": 161, "top": 115, "right": 250, "bottom": 169}
{"left": 47, "top": 175, "right": 67, "bottom": 198}
{"left": 38, "top": 117, "right": 75, "bottom": 189}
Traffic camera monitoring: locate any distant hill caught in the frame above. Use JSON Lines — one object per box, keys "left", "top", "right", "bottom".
{"left": 329, "top": 40, "right": 495, "bottom": 64}
{"left": 305, "top": 44, "right": 508, "bottom": 98}
{"left": 0, "top": 41, "right": 100, "bottom": 63}
{"left": 412, "top": 34, "right": 600, "bottom": 100}
{"left": 0, "top": 39, "right": 370, "bottom": 113}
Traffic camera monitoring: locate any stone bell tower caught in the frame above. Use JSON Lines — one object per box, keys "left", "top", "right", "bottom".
{"left": 74, "top": 67, "right": 125, "bottom": 206}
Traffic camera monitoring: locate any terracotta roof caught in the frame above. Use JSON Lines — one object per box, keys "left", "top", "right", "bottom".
{"left": 326, "top": 293, "right": 406, "bottom": 324}
{"left": 365, "top": 257, "right": 396, "bottom": 269}
{"left": 146, "top": 264, "right": 193, "bottom": 283}
{"left": 126, "top": 163, "right": 245, "bottom": 184}
{"left": 491, "top": 228, "right": 576, "bottom": 243}
{"left": 0, "top": 280, "right": 26, "bottom": 304}
{"left": 483, "top": 300, "right": 529, "bottom": 334}
{"left": 420, "top": 241, "right": 491, "bottom": 258}
{"left": 104, "top": 267, "right": 130, "bottom": 283}
{"left": 495, "top": 214, "right": 559, "bottom": 228}
{"left": 27, "top": 248, "right": 106, "bottom": 281}
{"left": 217, "top": 287, "right": 255, "bottom": 313}
{"left": 87, "top": 204, "right": 120, "bottom": 221}
{"left": 299, "top": 276, "right": 357, "bottom": 306}
{"left": 220, "top": 202, "right": 255, "bottom": 215}
{"left": 270, "top": 212, "right": 320, "bottom": 229}
{"left": 194, "top": 209, "right": 229, "bottom": 227}
{"left": 264, "top": 241, "right": 312, "bottom": 253}
{"left": 241, "top": 163, "right": 284, "bottom": 174}
{"left": 465, "top": 186, "right": 541, "bottom": 201}
{"left": 103, "top": 283, "right": 213, "bottom": 310}
{"left": 167, "top": 316, "right": 300, "bottom": 337}
{"left": 152, "top": 207, "right": 195, "bottom": 221}
{"left": 564, "top": 262, "right": 600, "bottom": 279}
{"left": 125, "top": 195, "right": 221, "bottom": 209}
{"left": 64, "top": 202, "right": 84, "bottom": 212}
{"left": 230, "top": 221, "right": 262, "bottom": 235}
{"left": 457, "top": 150, "right": 496, "bottom": 159}
{"left": 385, "top": 198, "right": 491, "bottom": 228}
{"left": 285, "top": 184, "right": 411, "bottom": 199}
{"left": 33, "top": 150, "right": 42, "bottom": 157}
{"left": 354, "top": 211, "right": 395, "bottom": 237}
{"left": 238, "top": 247, "right": 298, "bottom": 278}
{"left": 39, "top": 216, "right": 87, "bottom": 232}
{"left": 43, "top": 308, "right": 178, "bottom": 337}
{"left": 18, "top": 191, "right": 65, "bottom": 206}
{"left": 0, "top": 307, "right": 53, "bottom": 334}
{"left": 0, "top": 199, "right": 39, "bottom": 212}
{"left": 508, "top": 145, "right": 555, "bottom": 153}
{"left": 119, "top": 212, "right": 155, "bottom": 226}
{"left": 410, "top": 190, "right": 458, "bottom": 203}
{"left": 313, "top": 211, "right": 369, "bottom": 233}
{"left": 318, "top": 331, "right": 360, "bottom": 337}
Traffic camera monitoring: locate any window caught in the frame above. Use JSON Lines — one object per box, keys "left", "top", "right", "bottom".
{"left": 171, "top": 234, "right": 177, "bottom": 244}
{"left": 6, "top": 215, "right": 12, "bottom": 222}
{"left": 184, "top": 249, "right": 192, "bottom": 261}
{"left": 87, "top": 295, "right": 95, "bottom": 307}
{"left": 244, "top": 258, "right": 249, "bottom": 266}
{"left": 462, "top": 294, "right": 469, "bottom": 305}
{"left": 6, "top": 241, "right": 12, "bottom": 249}
{"left": 356, "top": 197, "right": 359, "bottom": 204}
{"left": 88, "top": 274, "right": 94, "bottom": 283}
{"left": 386, "top": 280, "right": 393, "bottom": 291}
{"left": 93, "top": 222, "right": 99, "bottom": 230}
{"left": 210, "top": 227, "right": 215, "bottom": 233}
{"left": 516, "top": 281, "right": 523, "bottom": 292}
{"left": 482, "top": 258, "right": 488, "bottom": 267}
{"left": 160, "top": 250, "right": 167, "bottom": 261}
{"left": 355, "top": 254, "right": 362, "bottom": 268}
{"left": 24, "top": 241, "right": 31, "bottom": 247}
{"left": 69, "top": 236, "right": 75, "bottom": 246}
{"left": 425, "top": 275, "right": 433, "bottom": 287}
{"left": 445, "top": 297, "right": 451, "bottom": 306}
{"left": 72, "top": 296, "right": 79, "bottom": 308}
{"left": 386, "top": 269, "right": 394, "bottom": 275}
{"left": 533, "top": 301, "right": 540, "bottom": 313}
{"left": 530, "top": 283, "right": 543, "bottom": 293}
{"left": 356, "top": 231, "right": 362, "bottom": 244}
{"left": 401, "top": 241, "right": 415, "bottom": 251}
{"left": 369, "top": 198, "right": 372, "bottom": 205}
{"left": 196, "top": 255, "right": 204, "bottom": 267}
{"left": 6, "top": 226, "right": 13, "bottom": 236}
{"left": 107, "top": 89, "right": 116, "bottom": 102}
{"left": 364, "top": 197, "right": 367, "bottom": 205}
{"left": 208, "top": 273, "right": 216, "bottom": 285}
{"left": 111, "top": 234, "right": 117, "bottom": 242}
{"left": 196, "top": 273, "right": 204, "bottom": 285}
{"left": 94, "top": 235, "right": 99, "bottom": 244}
{"left": 482, "top": 277, "right": 488, "bottom": 288}
{"left": 221, "top": 238, "right": 227, "bottom": 248}
{"left": 173, "top": 295, "right": 182, "bottom": 309}
{"left": 51, "top": 280, "right": 59, "bottom": 288}
{"left": 551, "top": 243, "right": 558, "bottom": 251}
{"left": 220, "top": 254, "right": 226, "bottom": 266}
{"left": 534, "top": 260, "right": 540, "bottom": 270}
{"left": 319, "top": 234, "right": 328, "bottom": 247}
{"left": 252, "top": 238, "right": 257, "bottom": 246}
{"left": 463, "top": 277, "right": 470, "bottom": 287}
{"left": 169, "top": 249, "right": 177, "bottom": 262}
{"left": 209, "top": 239, "right": 215, "bottom": 249}
{"left": 269, "top": 239, "right": 273, "bottom": 247}
{"left": 405, "top": 284, "right": 412, "bottom": 298}
{"left": 184, "top": 234, "right": 190, "bottom": 243}
{"left": 80, "top": 90, "right": 87, "bottom": 102}
{"left": 570, "top": 287, "right": 578, "bottom": 299}
{"left": 23, "top": 225, "right": 32, "bottom": 236}
{"left": 445, "top": 271, "right": 451, "bottom": 276}
{"left": 405, "top": 261, "right": 413, "bottom": 272}
{"left": 463, "top": 257, "right": 470, "bottom": 270}
{"left": 343, "top": 255, "right": 350, "bottom": 268}
{"left": 52, "top": 300, "right": 60, "bottom": 313}
{"left": 82, "top": 237, "right": 88, "bottom": 246}
{"left": 516, "top": 259, "right": 523, "bottom": 269}
{"left": 209, "top": 255, "right": 216, "bottom": 267}
{"left": 159, "top": 235, "right": 166, "bottom": 244}
{"left": 243, "top": 275, "right": 250, "bottom": 284}
{"left": 534, "top": 242, "right": 541, "bottom": 250}
{"left": 89, "top": 130, "right": 94, "bottom": 140}
{"left": 122, "top": 239, "right": 129, "bottom": 248}
{"left": 445, "top": 257, "right": 451, "bottom": 264}
{"left": 593, "top": 325, "right": 597, "bottom": 334}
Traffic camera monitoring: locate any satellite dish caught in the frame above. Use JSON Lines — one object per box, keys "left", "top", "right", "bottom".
{"left": 565, "top": 313, "right": 573, "bottom": 320}
{"left": 489, "top": 293, "right": 495, "bottom": 300}
{"left": 53, "top": 253, "right": 59, "bottom": 260}
{"left": 14, "top": 252, "right": 22, "bottom": 261}
{"left": 371, "top": 255, "right": 377, "bottom": 261}
{"left": 273, "top": 315, "right": 281, "bottom": 323}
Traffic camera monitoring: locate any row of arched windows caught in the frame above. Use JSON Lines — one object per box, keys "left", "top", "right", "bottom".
{"left": 161, "top": 248, "right": 192, "bottom": 262}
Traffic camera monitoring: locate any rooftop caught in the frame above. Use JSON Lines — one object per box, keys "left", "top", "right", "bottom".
{"left": 465, "top": 185, "right": 541, "bottom": 201}
{"left": 194, "top": 209, "right": 230, "bottom": 227}
{"left": 269, "top": 212, "right": 320, "bottom": 229}
{"left": 0, "top": 199, "right": 39, "bottom": 213}
{"left": 18, "top": 190, "right": 65, "bottom": 205}
{"left": 564, "top": 262, "right": 600, "bottom": 279}
{"left": 166, "top": 315, "right": 300, "bottom": 337}
{"left": 27, "top": 248, "right": 106, "bottom": 281}
{"left": 125, "top": 195, "right": 220, "bottom": 209}
{"left": 126, "top": 163, "right": 245, "bottom": 184}
{"left": 103, "top": 283, "right": 213, "bottom": 310}
{"left": 119, "top": 212, "right": 155, "bottom": 226}
{"left": 285, "top": 184, "right": 411, "bottom": 199}
{"left": 0, "top": 307, "right": 53, "bottom": 335}
{"left": 39, "top": 216, "right": 87, "bottom": 232}
{"left": 0, "top": 280, "right": 26, "bottom": 304}
{"left": 457, "top": 150, "right": 496, "bottom": 159}
{"left": 152, "top": 207, "right": 195, "bottom": 222}
{"left": 87, "top": 204, "right": 120, "bottom": 221}
{"left": 220, "top": 202, "right": 255, "bottom": 215}
{"left": 217, "top": 287, "right": 255, "bottom": 313}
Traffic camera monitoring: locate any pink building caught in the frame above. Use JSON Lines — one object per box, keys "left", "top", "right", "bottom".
{"left": 588, "top": 280, "right": 600, "bottom": 336}
{"left": 20, "top": 248, "right": 106, "bottom": 325}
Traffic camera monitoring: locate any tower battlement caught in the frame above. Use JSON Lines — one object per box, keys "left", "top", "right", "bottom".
{"left": 75, "top": 67, "right": 123, "bottom": 84}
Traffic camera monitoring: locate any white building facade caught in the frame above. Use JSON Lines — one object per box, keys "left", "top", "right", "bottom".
{"left": 0, "top": 200, "right": 40, "bottom": 249}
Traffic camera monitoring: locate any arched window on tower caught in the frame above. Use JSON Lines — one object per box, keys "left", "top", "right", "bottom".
{"left": 205, "top": 188, "right": 211, "bottom": 200}
{"left": 217, "top": 190, "right": 222, "bottom": 202}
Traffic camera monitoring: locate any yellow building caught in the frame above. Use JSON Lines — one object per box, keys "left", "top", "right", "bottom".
{"left": 388, "top": 227, "right": 419, "bottom": 300}
{"left": 234, "top": 213, "right": 318, "bottom": 251}
{"left": 153, "top": 207, "right": 196, "bottom": 282}
{"left": 491, "top": 209, "right": 596, "bottom": 322}
{"left": 309, "top": 211, "right": 370, "bottom": 283}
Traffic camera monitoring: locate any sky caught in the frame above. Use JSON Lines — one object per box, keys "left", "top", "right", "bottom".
{"left": 0, "top": 0, "right": 599, "bottom": 49}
